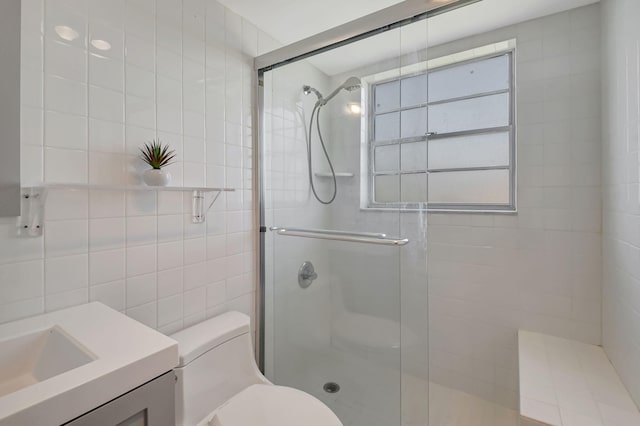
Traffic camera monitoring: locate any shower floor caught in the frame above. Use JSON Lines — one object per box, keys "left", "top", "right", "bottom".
{"left": 428, "top": 383, "right": 518, "bottom": 426}
{"left": 272, "top": 343, "right": 518, "bottom": 426}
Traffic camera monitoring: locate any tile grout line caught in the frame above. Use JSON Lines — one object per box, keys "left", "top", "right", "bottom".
{"left": 41, "top": 0, "right": 48, "bottom": 313}
{"left": 122, "top": 1, "right": 129, "bottom": 316}
{"left": 85, "top": 2, "right": 91, "bottom": 310}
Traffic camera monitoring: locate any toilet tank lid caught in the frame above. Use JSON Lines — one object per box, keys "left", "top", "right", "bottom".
{"left": 171, "top": 311, "right": 250, "bottom": 367}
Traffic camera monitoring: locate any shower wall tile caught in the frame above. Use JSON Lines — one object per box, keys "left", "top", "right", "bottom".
{"left": 601, "top": 0, "right": 640, "bottom": 408}
{"left": 419, "top": 5, "right": 603, "bottom": 410}
{"left": 2, "top": 0, "right": 260, "bottom": 333}
{"left": 319, "top": 4, "right": 601, "bottom": 413}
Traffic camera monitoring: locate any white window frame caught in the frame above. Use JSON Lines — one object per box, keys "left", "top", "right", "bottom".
{"left": 366, "top": 50, "right": 516, "bottom": 213}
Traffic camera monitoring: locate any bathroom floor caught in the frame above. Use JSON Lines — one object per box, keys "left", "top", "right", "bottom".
{"left": 428, "top": 383, "right": 518, "bottom": 426}
{"left": 272, "top": 343, "right": 518, "bottom": 426}
{"left": 327, "top": 380, "right": 519, "bottom": 426}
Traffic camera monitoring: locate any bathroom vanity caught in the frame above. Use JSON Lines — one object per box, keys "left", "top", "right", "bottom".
{"left": 0, "top": 303, "right": 179, "bottom": 426}
{"left": 64, "top": 371, "right": 174, "bottom": 426}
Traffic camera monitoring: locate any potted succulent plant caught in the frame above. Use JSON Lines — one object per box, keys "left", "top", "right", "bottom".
{"left": 139, "top": 140, "right": 176, "bottom": 186}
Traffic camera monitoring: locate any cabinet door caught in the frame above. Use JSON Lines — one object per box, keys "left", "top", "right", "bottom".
{"left": 64, "top": 372, "right": 175, "bottom": 426}
{"left": 0, "top": 0, "right": 21, "bottom": 217}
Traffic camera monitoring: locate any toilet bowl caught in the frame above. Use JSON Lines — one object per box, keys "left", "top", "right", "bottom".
{"left": 171, "top": 311, "right": 342, "bottom": 426}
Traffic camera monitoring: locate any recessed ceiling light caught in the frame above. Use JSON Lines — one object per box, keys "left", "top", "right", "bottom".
{"left": 54, "top": 25, "right": 79, "bottom": 41}
{"left": 91, "top": 39, "right": 112, "bottom": 51}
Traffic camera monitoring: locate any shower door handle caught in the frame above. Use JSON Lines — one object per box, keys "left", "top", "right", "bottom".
{"left": 269, "top": 227, "right": 409, "bottom": 246}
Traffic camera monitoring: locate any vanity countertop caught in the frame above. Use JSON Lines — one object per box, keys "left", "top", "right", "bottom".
{"left": 0, "top": 302, "right": 179, "bottom": 426}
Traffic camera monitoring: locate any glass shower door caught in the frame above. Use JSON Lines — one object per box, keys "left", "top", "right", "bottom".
{"left": 261, "top": 17, "right": 429, "bottom": 426}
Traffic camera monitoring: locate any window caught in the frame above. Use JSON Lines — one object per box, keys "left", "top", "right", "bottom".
{"left": 368, "top": 51, "right": 515, "bottom": 211}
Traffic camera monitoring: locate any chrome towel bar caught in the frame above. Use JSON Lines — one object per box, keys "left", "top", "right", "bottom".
{"left": 269, "top": 227, "right": 409, "bottom": 246}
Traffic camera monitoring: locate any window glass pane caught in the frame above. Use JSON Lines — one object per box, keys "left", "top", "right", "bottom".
{"left": 428, "top": 169, "right": 510, "bottom": 205}
{"left": 375, "top": 112, "right": 400, "bottom": 141}
{"left": 375, "top": 80, "right": 400, "bottom": 112}
{"left": 428, "top": 54, "right": 510, "bottom": 102}
{"left": 401, "top": 141, "right": 427, "bottom": 172}
{"left": 401, "top": 74, "right": 428, "bottom": 108}
{"left": 428, "top": 93, "right": 509, "bottom": 134}
{"left": 375, "top": 144, "right": 399, "bottom": 172}
{"left": 401, "top": 173, "right": 428, "bottom": 202}
{"left": 400, "top": 107, "right": 427, "bottom": 138}
{"left": 428, "top": 132, "right": 510, "bottom": 170}
{"left": 375, "top": 174, "right": 400, "bottom": 203}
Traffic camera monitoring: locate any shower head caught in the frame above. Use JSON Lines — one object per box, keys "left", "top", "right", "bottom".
{"left": 303, "top": 77, "right": 362, "bottom": 107}
{"left": 321, "top": 76, "right": 362, "bottom": 105}
{"left": 341, "top": 76, "right": 362, "bottom": 92}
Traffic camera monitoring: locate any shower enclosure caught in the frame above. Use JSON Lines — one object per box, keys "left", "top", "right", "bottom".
{"left": 257, "top": 1, "right": 471, "bottom": 425}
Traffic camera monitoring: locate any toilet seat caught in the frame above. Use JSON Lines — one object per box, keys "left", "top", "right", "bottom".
{"left": 197, "top": 384, "right": 343, "bottom": 426}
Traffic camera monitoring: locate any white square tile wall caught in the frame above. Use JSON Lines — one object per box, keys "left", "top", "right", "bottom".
{"left": 1, "top": 0, "right": 266, "bottom": 334}
{"left": 601, "top": 0, "right": 640, "bottom": 408}
{"left": 425, "top": 5, "right": 602, "bottom": 409}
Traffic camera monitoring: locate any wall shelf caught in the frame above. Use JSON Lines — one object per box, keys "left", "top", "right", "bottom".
{"left": 18, "top": 184, "right": 235, "bottom": 237}
{"left": 40, "top": 184, "right": 235, "bottom": 193}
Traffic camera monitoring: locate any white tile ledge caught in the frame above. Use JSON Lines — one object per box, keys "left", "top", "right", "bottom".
{"left": 518, "top": 331, "right": 640, "bottom": 426}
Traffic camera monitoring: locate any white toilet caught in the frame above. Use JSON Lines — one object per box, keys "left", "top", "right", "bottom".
{"left": 171, "top": 311, "right": 343, "bottom": 426}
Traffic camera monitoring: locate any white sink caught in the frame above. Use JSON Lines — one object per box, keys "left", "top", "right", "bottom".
{"left": 0, "top": 303, "right": 178, "bottom": 426}
{"left": 0, "top": 326, "right": 94, "bottom": 398}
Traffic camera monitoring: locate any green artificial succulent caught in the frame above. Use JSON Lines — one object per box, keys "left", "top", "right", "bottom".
{"left": 139, "top": 140, "right": 176, "bottom": 170}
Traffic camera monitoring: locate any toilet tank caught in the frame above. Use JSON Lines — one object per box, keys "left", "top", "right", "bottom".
{"left": 171, "top": 311, "right": 269, "bottom": 426}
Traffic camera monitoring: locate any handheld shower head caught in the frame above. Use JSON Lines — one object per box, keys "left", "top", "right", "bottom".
{"left": 302, "top": 77, "right": 361, "bottom": 205}
{"left": 341, "top": 76, "right": 362, "bottom": 92}
{"left": 321, "top": 76, "right": 362, "bottom": 105}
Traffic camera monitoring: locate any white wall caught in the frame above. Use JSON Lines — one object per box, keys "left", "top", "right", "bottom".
{"left": 601, "top": 0, "right": 640, "bottom": 407}
{"left": 0, "top": 0, "right": 272, "bottom": 334}
{"left": 427, "top": 5, "right": 602, "bottom": 408}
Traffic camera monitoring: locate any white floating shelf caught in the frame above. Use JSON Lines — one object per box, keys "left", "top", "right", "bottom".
{"left": 18, "top": 184, "right": 235, "bottom": 237}
{"left": 40, "top": 183, "right": 235, "bottom": 193}
{"left": 314, "top": 172, "right": 354, "bottom": 178}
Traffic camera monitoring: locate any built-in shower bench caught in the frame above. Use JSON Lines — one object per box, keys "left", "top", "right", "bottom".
{"left": 518, "top": 331, "right": 640, "bottom": 426}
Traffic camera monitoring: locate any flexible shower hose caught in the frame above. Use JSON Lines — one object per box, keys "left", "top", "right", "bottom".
{"left": 306, "top": 102, "right": 337, "bottom": 205}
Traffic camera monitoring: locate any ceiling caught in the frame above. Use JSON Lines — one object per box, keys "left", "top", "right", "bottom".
{"left": 219, "top": 0, "right": 600, "bottom": 75}
{"left": 426, "top": 0, "right": 600, "bottom": 47}
{"left": 217, "top": 0, "right": 407, "bottom": 46}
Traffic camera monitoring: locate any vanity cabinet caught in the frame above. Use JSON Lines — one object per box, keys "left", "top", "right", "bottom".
{"left": 63, "top": 372, "right": 175, "bottom": 426}
{"left": 0, "top": 0, "right": 21, "bottom": 217}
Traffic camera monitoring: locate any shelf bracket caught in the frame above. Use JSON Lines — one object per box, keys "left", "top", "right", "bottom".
{"left": 192, "top": 190, "right": 223, "bottom": 223}
{"left": 17, "top": 187, "right": 47, "bottom": 237}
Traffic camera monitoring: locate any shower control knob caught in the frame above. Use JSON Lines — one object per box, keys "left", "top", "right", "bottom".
{"left": 298, "top": 261, "right": 318, "bottom": 289}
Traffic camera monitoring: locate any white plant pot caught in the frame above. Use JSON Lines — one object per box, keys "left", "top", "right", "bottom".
{"left": 143, "top": 168, "right": 171, "bottom": 187}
